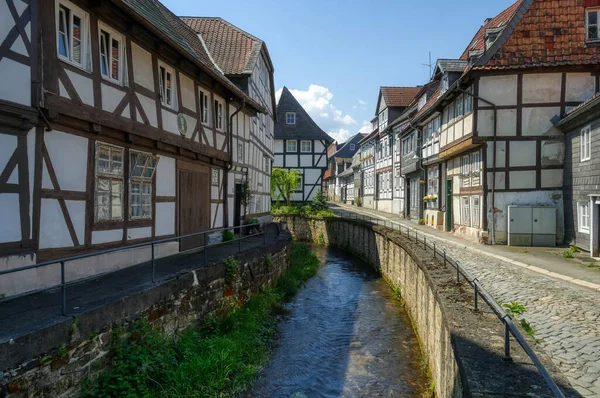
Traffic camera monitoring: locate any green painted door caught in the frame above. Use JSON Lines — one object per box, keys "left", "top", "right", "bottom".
{"left": 445, "top": 179, "right": 452, "bottom": 231}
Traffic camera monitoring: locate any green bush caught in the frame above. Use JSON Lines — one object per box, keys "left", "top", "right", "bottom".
{"left": 309, "top": 190, "right": 328, "bottom": 212}
{"left": 563, "top": 249, "right": 574, "bottom": 259}
{"left": 222, "top": 230, "right": 235, "bottom": 242}
{"left": 224, "top": 257, "right": 239, "bottom": 284}
{"left": 355, "top": 197, "right": 362, "bottom": 207}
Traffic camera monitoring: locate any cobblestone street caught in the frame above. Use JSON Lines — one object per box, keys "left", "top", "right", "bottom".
{"left": 331, "top": 203, "right": 600, "bottom": 397}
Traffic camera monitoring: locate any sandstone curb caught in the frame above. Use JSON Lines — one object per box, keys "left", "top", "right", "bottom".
{"left": 334, "top": 204, "right": 600, "bottom": 294}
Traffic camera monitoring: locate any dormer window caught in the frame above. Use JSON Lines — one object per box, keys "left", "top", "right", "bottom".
{"left": 484, "top": 27, "right": 503, "bottom": 50}
{"left": 418, "top": 94, "right": 427, "bottom": 111}
{"left": 286, "top": 112, "right": 296, "bottom": 124}
{"left": 441, "top": 74, "right": 449, "bottom": 94}
{"left": 587, "top": 9, "right": 600, "bottom": 42}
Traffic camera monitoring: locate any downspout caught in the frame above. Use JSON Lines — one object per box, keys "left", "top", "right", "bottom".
{"left": 457, "top": 88, "right": 498, "bottom": 244}
{"left": 225, "top": 98, "right": 245, "bottom": 228}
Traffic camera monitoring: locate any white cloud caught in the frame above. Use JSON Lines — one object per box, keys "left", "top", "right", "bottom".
{"left": 358, "top": 100, "right": 368, "bottom": 106}
{"left": 276, "top": 85, "right": 361, "bottom": 143}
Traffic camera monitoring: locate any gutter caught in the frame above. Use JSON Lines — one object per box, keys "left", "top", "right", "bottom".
{"left": 224, "top": 99, "right": 246, "bottom": 228}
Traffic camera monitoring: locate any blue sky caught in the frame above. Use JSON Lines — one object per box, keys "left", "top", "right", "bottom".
{"left": 163, "top": 0, "right": 516, "bottom": 143}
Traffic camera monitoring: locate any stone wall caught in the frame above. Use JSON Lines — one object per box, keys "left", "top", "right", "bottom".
{"left": 1, "top": 233, "right": 291, "bottom": 397}
{"left": 275, "top": 215, "right": 575, "bottom": 398}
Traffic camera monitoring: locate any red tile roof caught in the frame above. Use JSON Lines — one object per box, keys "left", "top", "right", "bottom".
{"left": 477, "top": 0, "right": 600, "bottom": 70}
{"left": 181, "top": 17, "right": 262, "bottom": 75}
{"left": 412, "top": 87, "right": 441, "bottom": 123}
{"left": 380, "top": 86, "right": 422, "bottom": 108}
{"left": 460, "top": 0, "right": 523, "bottom": 61}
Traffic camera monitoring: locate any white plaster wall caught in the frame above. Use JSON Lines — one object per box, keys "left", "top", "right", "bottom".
{"left": 0, "top": 194, "right": 21, "bottom": 242}
{"left": 162, "top": 110, "right": 178, "bottom": 135}
{"left": 137, "top": 93, "right": 158, "bottom": 127}
{"left": 66, "top": 200, "right": 85, "bottom": 244}
{"left": 156, "top": 156, "right": 175, "bottom": 196}
{"left": 487, "top": 172, "right": 506, "bottom": 191}
{"left": 131, "top": 42, "right": 154, "bottom": 91}
{"left": 316, "top": 156, "right": 327, "bottom": 167}
{"left": 565, "top": 73, "right": 595, "bottom": 103}
{"left": 39, "top": 199, "right": 74, "bottom": 249}
{"left": 216, "top": 133, "right": 226, "bottom": 152}
{"left": 127, "top": 227, "right": 152, "bottom": 240}
{"left": 478, "top": 109, "right": 517, "bottom": 137}
{"left": 488, "top": 190, "right": 564, "bottom": 244}
{"left": 211, "top": 203, "right": 223, "bottom": 228}
{"left": 92, "top": 229, "right": 123, "bottom": 245}
{"left": 274, "top": 140, "right": 284, "bottom": 153}
{"left": 285, "top": 155, "right": 298, "bottom": 167}
{"left": 509, "top": 141, "right": 536, "bottom": 167}
{"left": 0, "top": 58, "right": 30, "bottom": 106}
{"left": 0, "top": 252, "right": 42, "bottom": 298}
{"left": 273, "top": 155, "right": 283, "bottom": 168}
{"left": 486, "top": 141, "right": 506, "bottom": 168}
{"left": 478, "top": 75, "right": 517, "bottom": 106}
{"left": 27, "top": 129, "right": 35, "bottom": 239}
{"left": 300, "top": 155, "right": 312, "bottom": 167}
{"left": 541, "top": 169, "right": 563, "bottom": 188}
{"left": 522, "top": 107, "right": 561, "bottom": 136}
{"left": 179, "top": 73, "right": 196, "bottom": 111}
{"left": 314, "top": 140, "right": 325, "bottom": 153}
{"left": 156, "top": 202, "right": 175, "bottom": 236}
{"left": 65, "top": 69, "right": 94, "bottom": 106}
{"left": 464, "top": 114, "right": 473, "bottom": 136}
{"left": 509, "top": 170, "right": 536, "bottom": 189}
{"left": 541, "top": 140, "right": 565, "bottom": 167}
{"left": 101, "top": 83, "right": 127, "bottom": 114}
{"left": 304, "top": 168, "right": 321, "bottom": 185}
{"left": 522, "top": 73, "right": 562, "bottom": 103}
{"left": 0, "top": 133, "right": 17, "bottom": 178}
{"left": 44, "top": 131, "right": 88, "bottom": 191}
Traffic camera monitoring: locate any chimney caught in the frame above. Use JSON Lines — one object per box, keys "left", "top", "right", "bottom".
{"left": 484, "top": 17, "right": 493, "bottom": 24}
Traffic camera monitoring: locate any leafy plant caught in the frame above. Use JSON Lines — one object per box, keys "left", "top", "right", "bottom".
{"left": 314, "top": 211, "right": 335, "bottom": 217}
{"left": 355, "top": 197, "right": 362, "bottom": 207}
{"left": 418, "top": 219, "right": 425, "bottom": 225}
{"left": 271, "top": 168, "right": 300, "bottom": 206}
{"left": 240, "top": 180, "right": 255, "bottom": 219}
{"left": 503, "top": 301, "right": 527, "bottom": 318}
{"left": 264, "top": 253, "right": 274, "bottom": 270}
{"left": 392, "top": 286, "right": 402, "bottom": 301}
{"left": 309, "top": 190, "right": 328, "bottom": 212}
{"left": 224, "top": 257, "right": 239, "bottom": 284}
{"left": 222, "top": 230, "right": 235, "bottom": 242}
{"left": 570, "top": 244, "right": 580, "bottom": 253}
{"left": 563, "top": 249, "right": 574, "bottom": 259}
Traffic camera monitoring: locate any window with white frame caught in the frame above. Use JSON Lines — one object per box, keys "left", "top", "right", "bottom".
{"left": 456, "top": 94, "right": 464, "bottom": 117}
{"left": 158, "top": 63, "right": 175, "bottom": 108}
{"left": 427, "top": 167, "right": 439, "bottom": 208}
{"left": 350, "top": 143, "right": 355, "bottom": 151}
{"left": 214, "top": 99, "right": 224, "bottom": 130}
{"left": 410, "top": 179, "right": 419, "bottom": 212}
{"left": 379, "top": 108, "right": 388, "bottom": 130}
{"left": 301, "top": 140, "right": 312, "bottom": 153}
{"left": 471, "top": 196, "right": 480, "bottom": 228}
{"left": 287, "top": 140, "right": 297, "bottom": 152}
{"left": 237, "top": 142, "right": 244, "bottom": 162}
{"left": 98, "top": 23, "right": 125, "bottom": 84}
{"left": 441, "top": 73, "right": 449, "bottom": 94}
{"left": 129, "top": 150, "right": 158, "bottom": 220}
{"left": 581, "top": 125, "right": 591, "bottom": 162}
{"left": 57, "top": 0, "right": 90, "bottom": 69}
{"left": 465, "top": 88, "right": 473, "bottom": 113}
{"left": 95, "top": 143, "right": 124, "bottom": 221}
{"left": 578, "top": 202, "right": 590, "bottom": 233}
{"left": 199, "top": 90, "right": 209, "bottom": 125}
{"left": 587, "top": 8, "right": 600, "bottom": 42}
{"left": 461, "top": 196, "right": 471, "bottom": 226}
{"left": 286, "top": 112, "right": 296, "bottom": 124}
{"left": 264, "top": 157, "right": 269, "bottom": 174}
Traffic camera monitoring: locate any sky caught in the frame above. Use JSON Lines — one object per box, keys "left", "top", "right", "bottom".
{"left": 162, "top": 0, "right": 517, "bottom": 143}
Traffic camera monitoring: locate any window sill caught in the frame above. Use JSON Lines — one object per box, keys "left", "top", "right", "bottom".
{"left": 101, "top": 76, "right": 125, "bottom": 88}
{"left": 59, "top": 56, "right": 91, "bottom": 74}
{"left": 579, "top": 228, "right": 591, "bottom": 235}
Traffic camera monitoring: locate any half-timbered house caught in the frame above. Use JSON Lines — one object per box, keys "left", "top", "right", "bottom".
{"left": 181, "top": 17, "right": 276, "bottom": 227}
{"left": 274, "top": 87, "right": 333, "bottom": 202}
{"left": 0, "top": 0, "right": 273, "bottom": 296}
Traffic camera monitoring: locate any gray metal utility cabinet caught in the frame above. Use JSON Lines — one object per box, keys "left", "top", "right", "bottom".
{"left": 507, "top": 206, "right": 557, "bottom": 247}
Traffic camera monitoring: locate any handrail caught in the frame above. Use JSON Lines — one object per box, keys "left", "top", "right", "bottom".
{"left": 0, "top": 222, "right": 273, "bottom": 314}
{"left": 328, "top": 209, "right": 565, "bottom": 398}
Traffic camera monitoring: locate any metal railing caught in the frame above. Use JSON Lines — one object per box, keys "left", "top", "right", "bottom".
{"left": 0, "top": 223, "right": 273, "bottom": 316}
{"left": 329, "top": 208, "right": 565, "bottom": 398}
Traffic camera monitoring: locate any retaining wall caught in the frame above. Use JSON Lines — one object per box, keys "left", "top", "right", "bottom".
{"left": 0, "top": 232, "right": 291, "bottom": 397}
{"left": 275, "top": 215, "right": 575, "bottom": 398}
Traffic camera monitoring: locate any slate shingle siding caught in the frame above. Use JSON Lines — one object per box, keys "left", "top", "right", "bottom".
{"left": 563, "top": 118, "right": 600, "bottom": 250}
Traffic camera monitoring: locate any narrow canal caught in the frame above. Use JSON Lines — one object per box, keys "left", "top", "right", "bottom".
{"left": 251, "top": 245, "right": 429, "bottom": 397}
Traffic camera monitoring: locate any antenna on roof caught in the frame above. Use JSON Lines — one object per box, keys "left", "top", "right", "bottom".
{"left": 421, "top": 51, "right": 433, "bottom": 80}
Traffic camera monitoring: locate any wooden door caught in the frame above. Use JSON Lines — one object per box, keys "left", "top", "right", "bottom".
{"left": 178, "top": 162, "right": 210, "bottom": 251}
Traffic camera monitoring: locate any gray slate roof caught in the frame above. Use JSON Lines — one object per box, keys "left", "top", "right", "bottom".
{"left": 435, "top": 59, "right": 468, "bottom": 73}
{"left": 331, "top": 133, "right": 365, "bottom": 158}
{"left": 275, "top": 87, "right": 333, "bottom": 142}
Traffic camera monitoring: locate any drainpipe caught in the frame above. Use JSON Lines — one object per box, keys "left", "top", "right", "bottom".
{"left": 457, "top": 88, "right": 498, "bottom": 244}
{"left": 225, "top": 98, "right": 246, "bottom": 228}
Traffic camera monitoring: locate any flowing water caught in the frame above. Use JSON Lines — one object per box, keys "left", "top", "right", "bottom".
{"left": 250, "top": 245, "right": 429, "bottom": 398}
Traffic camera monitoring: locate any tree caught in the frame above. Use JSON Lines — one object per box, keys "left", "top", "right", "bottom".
{"left": 271, "top": 168, "right": 299, "bottom": 206}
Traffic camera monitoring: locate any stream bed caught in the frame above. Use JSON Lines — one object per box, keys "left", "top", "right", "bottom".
{"left": 250, "top": 245, "right": 429, "bottom": 397}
